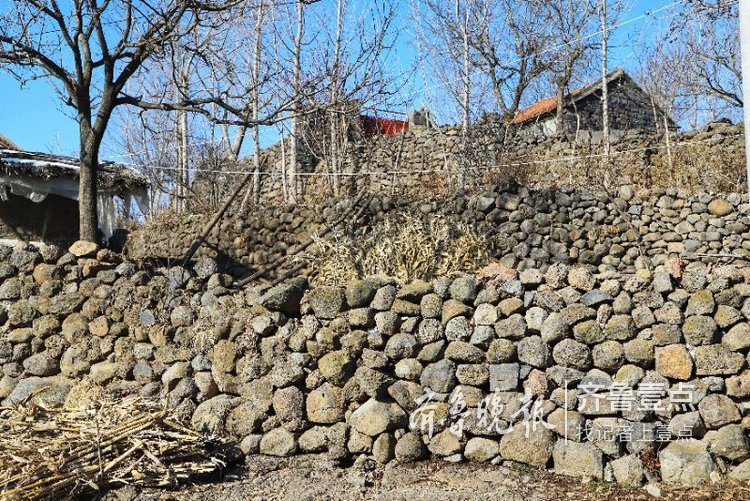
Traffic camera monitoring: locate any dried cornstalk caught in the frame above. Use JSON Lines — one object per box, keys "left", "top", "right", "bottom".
{"left": 0, "top": 397, "right": 230, "bottom": 500}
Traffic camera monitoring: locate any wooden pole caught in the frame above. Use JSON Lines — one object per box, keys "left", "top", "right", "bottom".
{"left": 235, "top": 191, "right": 367, "bottom": 287}
{"left": 182, "top": 170, "right": 253, "bottom": 266}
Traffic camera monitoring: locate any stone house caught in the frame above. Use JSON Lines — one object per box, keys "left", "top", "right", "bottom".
{"left": 0, "top": 142, "right": 148, "bottom": 245}
{"left": 513, "top": 68, "right": 677, "bottom": 138}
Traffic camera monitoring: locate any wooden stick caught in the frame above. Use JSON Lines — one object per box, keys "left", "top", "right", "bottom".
{"left": 234, "top": 191, "right": 367, "bottom": 287}
{"left": 268, "top": 261, "right": 308, "bottom": 287}
{"left": 182, "top": 168, "right": 257, "bottom": 266}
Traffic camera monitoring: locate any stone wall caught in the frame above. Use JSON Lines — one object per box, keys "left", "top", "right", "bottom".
{"left": 210, "top": 119, "right": 744, "bottom": 202}
{"left": 127, "top": 181, "right": 750, "bottom": 285}
{"left": 4, "top": 241, "right": 750, "bottom": 486}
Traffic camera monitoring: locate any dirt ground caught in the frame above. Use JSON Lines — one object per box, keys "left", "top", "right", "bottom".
{"left": 100, "top": 455, "right": 750, "bottom": 501}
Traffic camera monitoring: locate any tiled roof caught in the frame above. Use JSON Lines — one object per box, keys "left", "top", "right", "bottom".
{"left": 512, "top": 68, "right": 626, "bottom": 125}
{"left": 512, "top": 92, "right": 581, "bottom": 124}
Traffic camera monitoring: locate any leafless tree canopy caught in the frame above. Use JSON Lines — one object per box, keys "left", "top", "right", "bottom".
{"left": 0, "top": 0, "right": 248, "bottom": 241}
{"left": 0, "top": 0, "right": 745, "bottom": 227}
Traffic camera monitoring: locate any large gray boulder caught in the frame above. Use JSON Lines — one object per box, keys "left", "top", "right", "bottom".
{"left": 659, "top": 439, "right": 717, "bottom": 485}
{"left": 553, "top": 440, "right": 604, "bottom": 479}
{"left": 306, "top": 286, "right": 346, "bottom": 319}
{"left": 420, "top": 359, "right": 456, "bottom": 393}
{"left": 260, "top": 427, "right": 298, "bottom": 456}
{"left": 704, "top": 424, "right": 750, "bottom": 461}
{"left": 2, "top": 376, "right": 73, "bottom": 408}
{"left": 191, "top": 394, "right": 238, "bottom": 435}
{"left": 499, "top": 425, "right": 555, "bottom": 466}
{"left": 260, "top": 277, "right": 308, "bottom": 316}
{"left": 349, "top": 399, "right": 408, "bottom": 437}
{"left": 306, "top": 383, "right": 345, "bottom": 424}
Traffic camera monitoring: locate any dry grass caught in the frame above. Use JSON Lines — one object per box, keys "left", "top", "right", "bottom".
{"left": 648, "top": 142, "right": 745, "bottom": 192}
{"left": 479, "top": 139, "right": 746, "bottom": 193}
{"left": 0, "top": 397, "right": 229, "bottom": 500}
{"left": 304, "top": 212, "right": 490, "bottom": 285}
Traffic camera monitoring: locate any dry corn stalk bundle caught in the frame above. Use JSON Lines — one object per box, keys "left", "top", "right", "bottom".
{"left": 305, "top": 212, "right": 490, "bottom": 285}
{"left": 0, "top": 397, "right": 228, "bottom": 500}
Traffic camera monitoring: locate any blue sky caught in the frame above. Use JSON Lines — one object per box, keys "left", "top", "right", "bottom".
{"left": 0, "top": 0, "right": 674, "bottom": 159}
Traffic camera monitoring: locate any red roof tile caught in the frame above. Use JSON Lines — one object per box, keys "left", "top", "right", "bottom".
{"left": 359, "top": 115, "right": 409, "bottom": 137}
{"left": 512, "top": 89, "right": 582, "bottom": 125}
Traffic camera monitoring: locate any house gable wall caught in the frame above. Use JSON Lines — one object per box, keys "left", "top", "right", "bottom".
{"left": 562, "top": 77, "right": 669, "bottom": 134}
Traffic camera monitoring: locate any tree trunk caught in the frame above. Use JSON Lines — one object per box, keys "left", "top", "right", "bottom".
{"left": 177, "top": 109, "right": 188, "bottom": 211}
{"left": 458, "top": 0, "right": 470, "bottom": 141}
{"left": 252, "top": 0, "right": 265, "bottom": 203}
{"left": 555, "top": 82, "right": 566, "bottom": 137}
{"left": 663, "top": 113, "right": 673, "bottom": 170}
{"left": 79, "top": 128, "right": 99, "bottom": 243}
{"left": 288, "top": 0, "right": 304, "bottom": 204}
{"left": 252, "top": 129, "right": 262, "bottom": 202}
{"left": 330, "top": 0, "right": 344, "bottom": 197}
{"left": 280, "top": 133, "right": 288, "bottom": 199}
{"left": 330, "top": 109, "right": 340, "bottom": 195}
{"left": 601, "top": 0, "right": 611, "bottom": 163}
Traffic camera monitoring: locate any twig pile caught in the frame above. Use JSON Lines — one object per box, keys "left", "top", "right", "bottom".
{"left": 0, "top": 397, "right": 229, "bottom": 500}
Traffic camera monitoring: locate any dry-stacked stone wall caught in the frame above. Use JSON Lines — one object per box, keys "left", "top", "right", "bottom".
{"left": 214, "top": 121, "right": 744, "bottom": 200}
{"left": 4, "top": 241, "right": 750, "bottom": 486}
{"left": 128, "top": 183, "right": 750, "bottom": 282}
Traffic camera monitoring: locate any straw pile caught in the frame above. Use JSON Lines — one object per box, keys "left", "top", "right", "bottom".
{"left": 305, "top": 212, "right": 490, "bottom": 286}
{"left": 0, "top": 397, "right": 230, "bottom": 500}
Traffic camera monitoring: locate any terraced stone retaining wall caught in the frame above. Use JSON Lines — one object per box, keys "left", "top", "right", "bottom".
{"left": 3, "top": 241, "right": 750, "bottom": 486}
{"left": 204, "top": 120, "right": 744, "bottom": 201}
{"left": 128, "top": 182, "right": 750, "bottom": 284}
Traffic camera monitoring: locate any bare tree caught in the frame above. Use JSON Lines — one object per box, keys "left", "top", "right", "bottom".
{"left": 456, "top": 0, "right": 471, "bottom": 138}
{"left": 636, "top": 50, "right": 682, "bottom": 170}
{"left": 0, "top": 0, "right": 243, "bottom": 242}
{"left": 329, "top": 0, "right": 346, "bottom": 196}
{"left": 670, "top": 0, "right": 742, "bottom": 114}
{"left": 544, "top": 0, "right": 599, "bottom": 136}
{"left": 414, "top": 0, "right": 480, "bottom": 126}
{"left": 250, "top": 0, "right": 267, "bottom": 201}
{"left": 636, "top": 32, "right": 693, "bottom": 127}
{"left": 288, "top": 0, "right": 307, "bottom": 203}
{"left": 600, "top": 0, "right": 610, "bottom": 163}
{"left": 468, "top": 0, "right": 553, "bottom": 122}
{"left": 285, "top": 0, "right": 402, "bottom": 198}
{"left": 116, "top": 109, "right": 178, "bottom": 212}
{"left": 170, "top": 32, "right": 205, "bottom": 212}
{"left": 416, "top": 0, "right": 553, "bottom": 125}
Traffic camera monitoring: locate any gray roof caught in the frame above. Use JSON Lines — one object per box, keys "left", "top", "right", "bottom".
{"left": 0, "top": 149, "right": 148, "bottom": 193}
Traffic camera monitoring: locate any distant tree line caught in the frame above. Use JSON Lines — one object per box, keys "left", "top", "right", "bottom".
{"left": 0, "top": 0, "right": 742, "bottom": 240}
